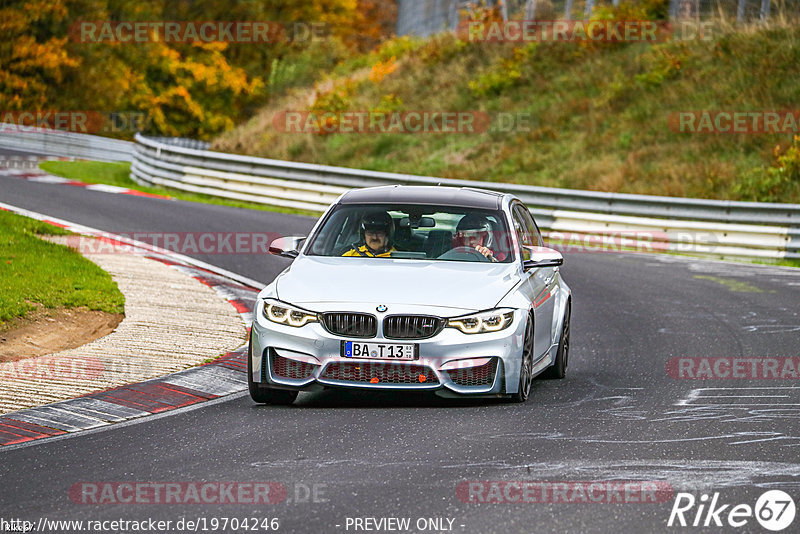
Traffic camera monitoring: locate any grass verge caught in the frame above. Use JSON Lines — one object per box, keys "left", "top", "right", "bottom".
{"left": 0, "top": 210, "right": 125, "bottom": 328}
{"left": 38, "top": 160, "right": 320, "bottom": 218}
{"left": 213, "top": 16, "right": 800, "bottom": 203}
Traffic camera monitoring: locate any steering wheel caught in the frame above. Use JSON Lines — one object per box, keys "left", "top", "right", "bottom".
{"left": 438, "top": 246, "right": 491, "bottom": 262}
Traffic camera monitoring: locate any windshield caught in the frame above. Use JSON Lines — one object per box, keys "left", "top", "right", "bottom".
{"left": 306, "top": 204, "right": 515, "bottom": 263}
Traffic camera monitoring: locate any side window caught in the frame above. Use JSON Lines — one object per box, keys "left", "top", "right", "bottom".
{"left": 312, "top": 209, "right": 358, "bottom": 255}
{"left": 519, "top": 205, "right": 543, "bottom": 247}
{"left": 511, "top": 206, "right": 533, "bottom": 261}
{"left": 330, "top": 213, "right": 353, "bottom": 251}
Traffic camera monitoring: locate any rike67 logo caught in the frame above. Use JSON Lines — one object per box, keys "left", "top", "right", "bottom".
{"left": 668, "top": 490, "right": 796, "bottom": 531}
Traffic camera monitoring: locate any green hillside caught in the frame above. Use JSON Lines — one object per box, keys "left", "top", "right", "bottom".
{"left": 213, "top": 14, "right": 800, "bottom": 203}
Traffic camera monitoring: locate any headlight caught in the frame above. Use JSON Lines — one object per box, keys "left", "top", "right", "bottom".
{"left": 263, "top": 299, "right": 318, "bottom": 327}
{"left": 447, "top": 309, "right": 515, "bottom": 334}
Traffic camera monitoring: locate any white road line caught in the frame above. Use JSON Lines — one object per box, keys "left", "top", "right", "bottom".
{"left": 27, "top": 175, "right": 68, "bottom": 183}
{"left": 676, "top": 386, "right": 800, "bottom": 406}
{"left": 84, "top": 183, "right": 130, "bottom": 193}
{"left": 699, "top": 395, "right": 791, "bottom": 398}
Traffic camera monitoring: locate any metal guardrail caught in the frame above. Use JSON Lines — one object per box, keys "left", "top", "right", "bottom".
{"left": 396, "top": 0, "right": 792, "bottom": 38}
{"left": 0, "top": 124, "right": 134, "bottom": 162}
{"left": 1, "top": 125, "right": 795, "bottom": 261}
{"left": 132, "top": 134, "right": 800, "bottom": 261}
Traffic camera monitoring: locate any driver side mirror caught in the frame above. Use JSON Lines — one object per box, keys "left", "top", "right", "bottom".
{"left": 269, "top": 236, "right": 306, "bottom": 259}
{"left": 522, "top": 246, "right": 563, "bottom": 271}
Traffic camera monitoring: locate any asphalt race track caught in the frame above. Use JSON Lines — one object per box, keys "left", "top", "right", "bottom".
{"left": 1, "top": 159, "right": 799, "bottom": 533}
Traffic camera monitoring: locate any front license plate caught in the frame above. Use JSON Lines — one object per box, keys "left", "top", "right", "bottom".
{"left": 342, "top": 341, "right": 418, "bottom": 360}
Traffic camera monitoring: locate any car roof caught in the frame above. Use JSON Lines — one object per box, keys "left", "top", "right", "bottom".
{"left": 338, "top": 185, "right": 505, "bottom": 210}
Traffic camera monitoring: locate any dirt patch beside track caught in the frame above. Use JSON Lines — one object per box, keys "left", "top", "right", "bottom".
{"left": 0, "top": 308, "right": 124, "bottom": 362}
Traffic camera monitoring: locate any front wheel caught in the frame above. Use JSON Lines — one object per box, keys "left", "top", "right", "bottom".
{"left": 247, "top": 331, "right": 299, "bottom": 405}
{"left": 542, "top": 303, "right": 570, "bottom": 380}
{"left": 509, "top": 316, "right": 534, "bottom": 403}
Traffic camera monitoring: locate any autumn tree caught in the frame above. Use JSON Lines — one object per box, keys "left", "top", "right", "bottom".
{"left": 0, "top": 0, "right": 397, "bottom": 138}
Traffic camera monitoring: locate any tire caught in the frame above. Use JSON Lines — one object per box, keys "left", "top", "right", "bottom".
{"left": 542, "top": 302, "right": 570, "bottom": 380}
{"left": 509, "top": 316, "right": 535, "bottom": 403}
{"left": 247, "top": 330, "right": 299, "bottom": 405}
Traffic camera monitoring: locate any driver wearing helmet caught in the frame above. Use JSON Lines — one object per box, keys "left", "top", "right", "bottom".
{"left": 453, "top": 214, "right": 501, "bottom": 262}
{"left": 343, "top": 211, "right": 396, "bottom": 257}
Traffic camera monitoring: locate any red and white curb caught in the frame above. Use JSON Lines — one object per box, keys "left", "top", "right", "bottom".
{"left": 0, "top": 202, "right": 263, "bottom": 448}
{"left": 0, "top": 166, "right": 171, "bottom": 200}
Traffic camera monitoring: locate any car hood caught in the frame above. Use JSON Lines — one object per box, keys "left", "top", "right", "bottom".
{"left": 275, "top": 256, "right": 520, "bottom": 312}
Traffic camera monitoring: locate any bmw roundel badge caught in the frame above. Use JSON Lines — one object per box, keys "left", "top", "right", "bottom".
{"left": 376, "top": 305, "right": 388, "bottom": 313}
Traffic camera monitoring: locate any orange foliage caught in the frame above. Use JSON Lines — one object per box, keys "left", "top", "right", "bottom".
{"left": 0, "top": 0, "right": 397, "bottom": 138}
{"left": 369, "top": 56, "right": 398, "bottom": 84}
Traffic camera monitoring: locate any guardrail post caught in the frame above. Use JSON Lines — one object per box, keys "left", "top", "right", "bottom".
{"left": 525, "top": 0, "right": 536, "bottom": 19}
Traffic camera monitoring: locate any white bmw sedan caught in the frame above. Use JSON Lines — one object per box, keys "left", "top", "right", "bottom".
{"left": 249, "top": 185, "right": 571, "bottom": 404}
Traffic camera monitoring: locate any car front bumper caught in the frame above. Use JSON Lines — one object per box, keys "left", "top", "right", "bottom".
{"left": 250, "top": 303, "right": 528, "bottom": 397}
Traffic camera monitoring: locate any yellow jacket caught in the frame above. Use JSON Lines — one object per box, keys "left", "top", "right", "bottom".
{"left": 342, "top": 245, "right": 394, "bottom": 257}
